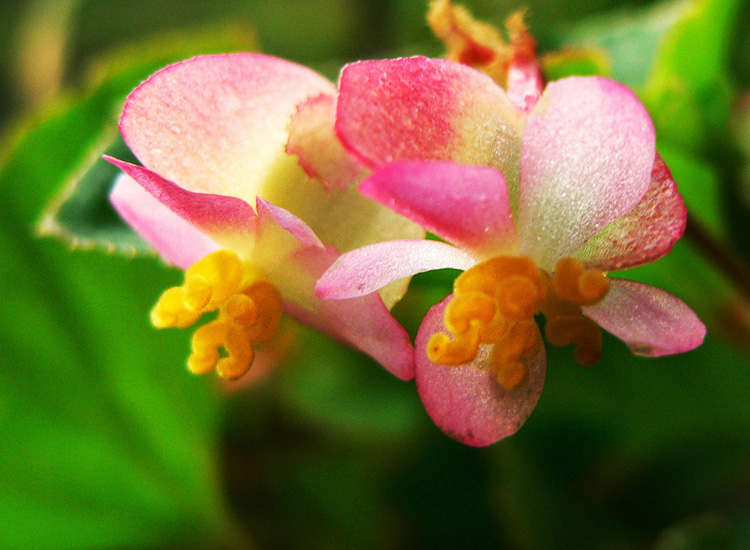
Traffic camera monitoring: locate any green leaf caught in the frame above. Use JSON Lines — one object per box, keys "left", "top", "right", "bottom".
{"left": 556, "top": 0, "right": 687, "bottom": 89}
{"left": 641, "top": 0, "right": 739, "bottom": 154}
{"left": 38, "top": 134, "right": 152, "bottom": 254}
{"left": 274, "top": 325, "right": 424, "bottom": 445}
{"left": 2, "top": 19, "right": 257, "bottom": 253}
{"left": 0, "top": 21, "right": 260, "bottom": 550}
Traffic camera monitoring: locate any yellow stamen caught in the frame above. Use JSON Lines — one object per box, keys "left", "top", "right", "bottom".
{"left": 151, "top": 287, "right": 202, "bottom": 328}
{"left": 428, "top": 323, "right": 481, "bottom": 365}
{"left": 491, "top": 319, "right": 542, "bottom": 390}
{"left": 552, "top": 257, "right": 609, "bottom": 305}
{"left": 431, "top": 255, "right": 610, "bottom": 388}
{"left": 544, "top": 315, "right": 602, "bottom": 367}
{"left": 152, "top": 250, "right": 283, "bottom": 380}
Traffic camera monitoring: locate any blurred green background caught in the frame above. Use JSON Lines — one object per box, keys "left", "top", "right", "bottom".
{"left": 2, "top": 0, "right": 750, "bottom": 548}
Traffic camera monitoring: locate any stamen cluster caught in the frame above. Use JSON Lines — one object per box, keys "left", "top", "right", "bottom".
{"left": 150, "top": 250, "right": 282, "bottom": 380}
{"left": 428, "top": 256, "right": 609, "bottom": 390}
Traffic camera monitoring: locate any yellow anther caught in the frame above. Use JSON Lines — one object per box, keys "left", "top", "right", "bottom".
{"left": 183, "top": 249, "right": 245, "bottom": 312}
{"left": 432, "top": 254, "right": 611, "bottom": 383}
{"left": 427, "top": 324, "right": 481, "bottom": 365}
{"left": 187, "top": 319, "right": 228, "bottom": 375}
{"left": 496, "top": 274, "right": 543, "bottom": 319}
{"left": 216, "top": 324, "right": 254, "bottom": 381}
{"left": 242, "top": 281, "right": 283, "bottom": 343}
{"left": 490, "top": 319, "right": 541, "bottom": 390}
{"left": 496, "top": 361, "right": 527, "bottom": 391}
{"left": 151, "top": 249, "right": 284, "bottom": 381}
{"left": 544, "top": 314, "right": 602, "bottom": 367}
{"left": 552, "top": 257, "right": 609, "bottom": 306}
{"left": 151, "top": 287, "right": 202, "bottom": 328}
{"left": 455, "top": 256, "right": 542, "bottom": 298}
{"left": 444, "top": 292, "right": 497, "bottom": 335}
{"left": 183, "top": 275, "right": 212, "bottom": 311}
{"left": 223, "top": 294, "right": 259, "bottom": 327}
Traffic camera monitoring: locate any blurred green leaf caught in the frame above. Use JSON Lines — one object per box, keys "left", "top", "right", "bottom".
{"left": 557, "top": 0, "right": 687, "bottom": 89}
{"left": 38, "top": 134, "right": 151, "bottom": 254}
{"left": 0, "top": 20, "right": 262, "bottom": 549}
{"left": 541, "top": 47, "right": 612, "bottom": 81}
{"left": 641, "top": 0, "right": 739, "bottom": 154}
{"left": 274, "top": 326, "right": 424, "bottom": 445}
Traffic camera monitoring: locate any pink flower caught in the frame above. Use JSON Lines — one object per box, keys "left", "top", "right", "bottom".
{"left": 317, "top": 57, "right": 706, "bottom": 446}
{"left": 107, "top": 53, "right": 421, "bottom": 382}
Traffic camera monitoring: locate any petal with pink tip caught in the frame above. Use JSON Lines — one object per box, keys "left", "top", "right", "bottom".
{"left": 106, "top": 157, "right": 257, "bottom": 257}
{"left": 252, "top": 207, "right": 414, "bottom": 379}
{"left": 582, "top": 279, "right": 705, "bottom": 356}
{"left": 120, "top": 53, "right": 334, "bottom": 203}
{"left": 360, "top": 161, "right": 518, "bottom": 255}
{"left": 336, "top": 57, "right": 523, "bottom": 186}
{"left": 316, "top": 240, "right": 476, "bottom": 300}
{"left": 518, "top": 77, "right": 655, "bottom": 270}
{"left": 415, "top": 295, "right": 546, "bottom": 446}
{"left": 110, "top": 174, "right": 219, "bottom": 269}
{"left": 575, "top": 155, "right": 686, "bottom": 271}
{"left": 256, "top": 197, "right": 324, "bottom": 249}
{"left": 286, "top": 93, "right": 364, "bottom": 191}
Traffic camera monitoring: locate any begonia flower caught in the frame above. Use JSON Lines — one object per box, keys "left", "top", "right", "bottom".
{"left": 317, "top": 56, "right": 706, "bottom": 446}
{"left": 107, "top": 53, "right": 422, "bottom": 382}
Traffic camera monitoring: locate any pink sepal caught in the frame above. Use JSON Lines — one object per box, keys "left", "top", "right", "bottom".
{"left": 105, "top": 157, "right": 257, "bottom": 257}
{"left": 253, "top": 204, "right": 415, "bottom": 380}
{"left": 336, "top": 57, "right": 521, "bottom": 170}
{"left": 316, "top": 240, "right": 476, "bottom": 300}
{"left": 256, "top": 197, "right": 324, "bottom": 249}
{"left": 583, "top": 279, "right": 706, "bottom": 356}
{"left": 359, "top": 161, "right": 518, "bottom": 256}
{"left": 286, "top": 93, "right": 364, "bottom": 191}
{"left": 575, "top": 155, "right": 687, "bottom": 271}
{"left": 120, "top": 53, "right": 334, "bottom": 201}
{"left": 518, "top": 77, "right": 656, "bottom": 270}
{"left": 110, "top": 174, "right": 219, "bottom": 269}
{"left": 415, "top": 295, "right": 546, "bottom": 446}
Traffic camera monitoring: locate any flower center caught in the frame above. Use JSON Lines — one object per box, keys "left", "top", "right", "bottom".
{"left": 427, "top": 256, "right": 609, "bottom": 390}
{"left": 150, "top": 250, "right": 282, "bottom": 381}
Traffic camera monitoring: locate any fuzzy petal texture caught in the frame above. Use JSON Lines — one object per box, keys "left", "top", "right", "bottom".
{"left": 360, "top": 161, "right": 518, "bottom": 257}
{"left": 106, "top": 157, "right": 258, "bottom": 258}
{"left": 252, "top": 201, "right": 415, "bottom": 379}
{"left": 120, "top": 53, "right": 335, "bottom": 204}
{"left": 286, "top": 93, "right": 364, "bottom": 191}
{"left": 415, "top": 295, "right": 546, "bottom": 446}
{"left": 110, "top": 174, "right": 219, "bottom": 269}
{"left": 336, "top": 57, "right": 523, "bottom": 190}
{"left": 583, "top": 279, "right": 706, "bottom": 356}
{"left": 317, "top": 240, "right": 476, "bottom": 300}
{"left": 119, "top": 53, "right": 424, "bottom": 299}
{"left": 518, "top": 77, "right": 655, "bottom": 270}
{"left": 574, "top": 155, "right": 686, "bottom": 271}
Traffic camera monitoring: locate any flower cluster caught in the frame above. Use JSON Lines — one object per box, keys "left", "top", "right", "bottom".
{"left": 108, "top": 11, "right": 705, "bottom": 446}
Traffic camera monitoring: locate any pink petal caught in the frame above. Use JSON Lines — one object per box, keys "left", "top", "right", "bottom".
{"left": 110, "top": 174, "right": 218, "bottom": 269}
{"left": 506, "top": 55, "right": 543, "bottom": 113}
{"left": 582, "top": 279, "right": 706, "bottom": 356}
{"left": 360, "top": 161, "right": 518, "bottom": 256}
{"left": 285, "top": 293, "right": 415, "bottom": 381}
{"left": 316, "top": 240, "right": 476, "bottom": 300}
{"left": 106, "top": 157, "right": 258, "bottom": 258}
{"left": 256, "top": 197, "right": 324, "bottom": 249}
{"left": 415, "top": 295, "right": 546, "bottom": 446}
{"left": 120, "top": 53, "right": 334, "bottom": 202}
{"left": 335, "top": 57, "right": 522, "bottom": 181}
{"left": 252, "top": 214, "right": 415, "bottom": 379}
{"left": 575, "top": 155, "right": 687, "bottom": 271}
{"left": 286, "top": 93, "right": 364, "bottom": 191}
{"left": 517, "top": 77, "right": 656, "bottom": 270}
